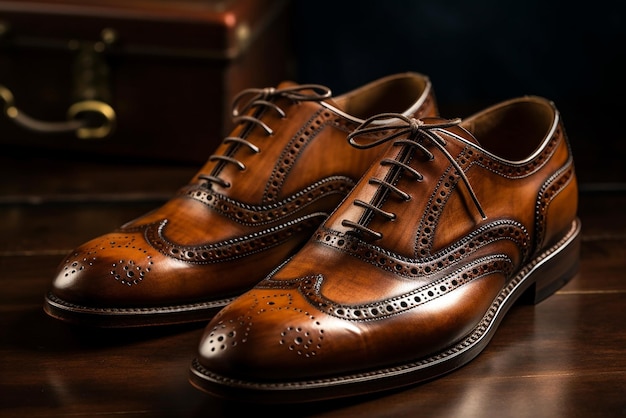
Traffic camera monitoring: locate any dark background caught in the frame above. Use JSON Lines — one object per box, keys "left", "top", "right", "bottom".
{"left": 1, "top": 0, "right": 624, "bottom": 188}
{"left": 291, "top": 0, "right": 626, "bottom": 187}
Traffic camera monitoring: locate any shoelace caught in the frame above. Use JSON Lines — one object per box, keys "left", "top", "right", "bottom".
{"left": 199, "top": 84, "right": 332, "bottom": 189}
{"left": 342, "top": 113, "right": 486, "bottom": 241}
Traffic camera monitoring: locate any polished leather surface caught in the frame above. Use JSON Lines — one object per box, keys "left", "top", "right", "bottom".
{"left": 190, "top": 96, "right": 580, "bottom": 402}
{"left": 43, "top": 72, "right": 437, "bottom": 327}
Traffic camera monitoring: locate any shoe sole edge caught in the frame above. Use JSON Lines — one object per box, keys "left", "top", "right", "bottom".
{"left": 189, "top": 217, "right": 582, "bottom": 403}
{"left": 42, "top": 293, "right": 236, "bottom": 328}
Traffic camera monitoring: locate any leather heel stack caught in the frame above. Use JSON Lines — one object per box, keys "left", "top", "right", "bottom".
{"left": 521, "top": 218, "right": 582, "bottom": 305}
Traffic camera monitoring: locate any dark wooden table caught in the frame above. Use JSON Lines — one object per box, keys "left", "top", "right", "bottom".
{"left": 1, "top": 147, "right": 625, "bottom": 418}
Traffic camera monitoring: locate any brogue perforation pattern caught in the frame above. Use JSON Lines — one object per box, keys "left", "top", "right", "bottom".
{"left": 415, "top": 164, "right": 458, "bottom": 257}
{"left": 110, "top": 257, "right": 153, "bottom": 286}
{"left": 139, "top": 214, "right": 325, "bottom": 264}
{"left": 264, "top": 109, "right": 330, "bottom": 203}
{"left": 257, "top": 100, "right": 432, "bottom": 204}
{"left": 256, "top": 254, "right": 513, "bottom": 322}
{"left": 412, "top": 130, "right": 560, "bottom": 258}
{"left": 203, "top": 291, "right": 325, "bottom": 358}
{"left": 190, "top": 224, "right": 578, "bottom": 384}
{"left": 315, "top": 219, "right": 529, "bottom": 279}
{"left": 534, "top": 158, "right": 575, "bottom": 250}
{"left": 182, "top": 176, "right": 354, "bottom": 226}
{"left": 464, "top": 129, "right": 561, "bottom": 179}
{"left": 60, "top": 233, "right": 156, "bottom": 287}
{"left": 328, "top": 112, "right": 361, "bottom": 134}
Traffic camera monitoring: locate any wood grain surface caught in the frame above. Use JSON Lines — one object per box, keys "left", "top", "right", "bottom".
{"left": 1, "top": 151, "right": 624, "bottom": 418}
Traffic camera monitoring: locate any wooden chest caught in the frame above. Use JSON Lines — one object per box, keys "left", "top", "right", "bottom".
{"left": 0, "top": 0, "right": 293, "bottom": 164}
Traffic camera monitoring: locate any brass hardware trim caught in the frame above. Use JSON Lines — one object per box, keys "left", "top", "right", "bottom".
{"left": 1, "top": 85, "right": 116, "bottom": 139}
{"left": 67, "top": 100, "right": 116, "bottom": 140}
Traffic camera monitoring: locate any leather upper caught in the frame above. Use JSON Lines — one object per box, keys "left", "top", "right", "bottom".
{"left": 196, "top": 96, "right": 579, "bottom": 381}
{"left": 48, "top": 72, "right": 437, "bottom": 311}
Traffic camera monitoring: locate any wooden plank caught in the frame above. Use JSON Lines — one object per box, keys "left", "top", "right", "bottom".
{"left": 0, "top": 287, "right": 623, "bottom": 416}
{"left": 0, "top": 309, "right": 208, "bottom": 417}
{"left": 0, "top": 151, "right": 196, "bottom": 199}
{"left": 0, "top": 203, "right": 161, "bottom": 254}
{"left": 1, "top": 152, "right": 624, "bottom": 416}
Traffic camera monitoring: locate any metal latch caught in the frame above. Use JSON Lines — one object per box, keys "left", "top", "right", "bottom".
{"left": 0, "top": 28, "right": 117, "bottom": 140}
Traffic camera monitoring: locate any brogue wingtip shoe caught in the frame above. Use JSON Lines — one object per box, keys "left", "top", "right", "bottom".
{"left": 44, "top": 72, "right": 437, "bottom": 327}
{"left": 190, "top": 95, "right": 581, "bottom": 402}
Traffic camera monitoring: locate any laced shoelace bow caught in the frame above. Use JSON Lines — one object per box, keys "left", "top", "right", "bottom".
{"left": 341, "top": 113, "right": 487, "bottom": 241}
{"left": 199, "top": 84, "right": 332, "bottom": 189}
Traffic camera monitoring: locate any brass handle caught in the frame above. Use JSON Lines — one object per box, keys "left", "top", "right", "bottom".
{"left": 1, "top": 28, "right": 118, "bottom": 140}
{"left": 0, "top": 85, "right": 116, "bottom": 139}
{"left": 67, "top": 100, "right": 116, "bottom": 139}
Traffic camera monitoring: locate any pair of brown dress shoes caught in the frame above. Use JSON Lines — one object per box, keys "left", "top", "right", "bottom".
{"left": 43, "top": 72, "right": 580, "bottom": 403}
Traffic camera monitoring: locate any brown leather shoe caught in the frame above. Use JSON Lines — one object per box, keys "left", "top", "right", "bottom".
{"left": 190, "top": 96, "right": 580, "bottom": 402}
{"left": 43, "top": 72, "right": 437, "bottom": 327}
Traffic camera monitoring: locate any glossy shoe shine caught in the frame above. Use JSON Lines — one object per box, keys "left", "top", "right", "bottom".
{"left": 43, "top": 72, "right": 437, "bottom": 327}
{"left": 190, "top": 96, "right": 580, "bottom": 402}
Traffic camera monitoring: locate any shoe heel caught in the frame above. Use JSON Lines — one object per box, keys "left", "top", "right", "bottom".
{"left": 521, "top": 218, "right": 581, "bottom": 305}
